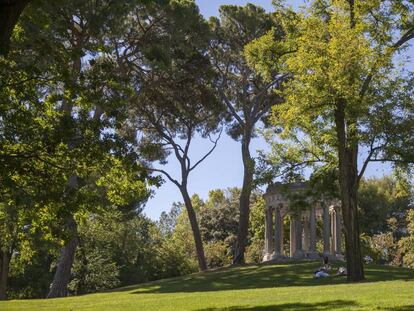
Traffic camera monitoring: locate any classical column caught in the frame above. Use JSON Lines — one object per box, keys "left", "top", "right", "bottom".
{"left": 294, "top": 213, "right": 303, "bottom": 258}
{"left": 303, "top": 213, "right": 310, "bottom": 252}
{"left": 322, "top": 203, "right": 330, "bottom": 256}
{"left": 280, "top": 216, "right": 284, "bottom": 256}
{"left": 273, "top": 205, "right": 282, "bottom": 257}
{"left": 335, "top": 207, "right": 342, "bottom": 255}
{"left": 309, "top": 205, "right": 317, "bottom": 253}
{"left": 289, "top": 215, "right": 296, "bottom": 258}
{"left": 330, "top": 209, "right": 336, "bottom": 254}
{"left": 263, "top": 207, "right": 273, "bottom": 261}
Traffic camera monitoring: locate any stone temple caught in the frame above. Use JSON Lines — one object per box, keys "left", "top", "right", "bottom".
{"left": 262, "top": 182, "right": 343, "bottom": 262}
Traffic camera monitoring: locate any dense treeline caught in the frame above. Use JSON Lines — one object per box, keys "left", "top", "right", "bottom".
{"left": 0, "top": 0, "right": 413, "bottom": 300}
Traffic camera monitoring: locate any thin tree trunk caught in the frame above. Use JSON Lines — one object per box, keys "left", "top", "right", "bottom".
{"left": 47, "top": 215, "right": 78, "bottom": 298}
{"left": 233, "top": 132, "right": 254, "bottom": 264}
{"left": 0, "top": 0, "right": 31, "bottom": 56}
{"left": 180, "top": 186, "right": 207, "bottom": 271}
{"left": 335, "top": 101, "right": 364, "bottom": 282}
{"left": 47, "top": 33, "right": 84, "bottom": 296}
{"left": 0, "top": 250, "right": 10, "bottom": 300}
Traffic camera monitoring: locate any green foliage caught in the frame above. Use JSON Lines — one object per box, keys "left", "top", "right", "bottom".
{"left": 246, "top": 196, "right": 266, "bottom": 263}
{"left": 168, "top": 201, "right": 198, "bottom": 264}
{"left": 248, "top": 0, "right": 414, "bottom": 184}
{"left": 7, "top": 240, "right": 57, "bottom": 299}
{"left": 67, "top": 205, "right": 197, "bottom": 296}
{"left": 200, "top": 188, "right": 239, "bottom": 244}
{"left": 158, "top": 202, "right": 182, "bottom": 238}
{"left": 96, "top": 157, "right": 150, "bottom": 209}
{"left": 399, "top": 210, "right": 414, "bottom": 268}
{"left": 210, "top": 3, "right": 286, "bottom": 141}
{"left": 360, "top": 233, "right": 385, "bottom": 264}
{"left": 158, "top": 189, "right": 265, "bottom": 268}
{"left": 358, "top": 173, "right": 413, "bottom": 235}
{"left": 203, "top": 241, "right": 232, "bottom": 268}
{"left": 69, "top": 248, "right": 120, "bottom": 295}
{"left": 247, "top": 1, "right": 414, "bottom": 279}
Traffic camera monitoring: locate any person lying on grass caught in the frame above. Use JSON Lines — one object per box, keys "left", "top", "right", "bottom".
{"left": 314, "top": 266, "right": 348, "bottom": 279}
{"left": 314, "top": 268, "right": 329, "bottom": 278}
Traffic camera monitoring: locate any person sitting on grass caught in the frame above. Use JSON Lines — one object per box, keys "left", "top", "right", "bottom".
{"left": 322, "top": 255, "right": 331, "bottom": 270}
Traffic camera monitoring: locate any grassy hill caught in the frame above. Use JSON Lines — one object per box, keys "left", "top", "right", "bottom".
{"left": 2, "top": 261, "right": 414, "bottom": 311}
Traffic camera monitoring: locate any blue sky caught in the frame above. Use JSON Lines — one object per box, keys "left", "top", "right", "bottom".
{"left": 143, "top": 0, "right": 411, "bottom": 221}
{"left": 196, "top": 0, "right": 303, "bottom": 17}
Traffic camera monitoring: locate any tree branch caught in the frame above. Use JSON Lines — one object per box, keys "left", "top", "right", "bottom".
{"left": 189, "top": 129, "right": 222, "bottom": 172}
{"left": 360, "top": 26, "right": 414, "bottom": 99}
{"left": 368, "top": 158, "right": 413, "bottom": 164}
{"left": 357, "top": 142, "right": 382, "bottom": 184}
{"left": 274, "top": 159, "right": 324, "bottom": 179}
{"left": 217, "top": 86, "right": 246, "bottom": 127}
{"left": 148, "top": 167, "right": 181, "bottom": 188}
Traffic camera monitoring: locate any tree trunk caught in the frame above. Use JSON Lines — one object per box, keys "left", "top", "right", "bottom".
{"left": 0, "top": 250, "right": 10, "bottom": 300}
{"left": 335, "top": 101, "right": 364, "bottom": 282}
{"left": 47, "top": 216, "right": 78, "bottom": 298}
{"left": 47, "top": 22, "right": 84, "bottom": 298}
{"left": 233, "top": 131, "right": 254, "bottom": 264}
{"left": 180, "top": 186, "right": 207, "bottom": 271}
{"left": 0, "top": 0, "right": 31, "bottom": 56}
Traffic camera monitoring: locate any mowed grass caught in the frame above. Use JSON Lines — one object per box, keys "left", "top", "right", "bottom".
{"left": 2, "top": 261, "right": 414, "bottom": 311}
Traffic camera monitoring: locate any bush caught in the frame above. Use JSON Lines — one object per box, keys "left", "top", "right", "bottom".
{"left": 399, "top": 209, "right": 414, "bottom": 268}
{"left": 360, "top": 234, "right": 383, "bottom": 264}
{"left": 204, "top": 241, "right": 232, "bottom": 268}
{"left": 69, "top": 249, "right": 120, "bottom": 295}
{"left": 245, "top": 238, "right": 264, "bottom": 263}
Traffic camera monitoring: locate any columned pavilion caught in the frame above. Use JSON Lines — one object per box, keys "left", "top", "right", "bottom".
{"left": 262, "top": 182, "right": 343, "bottom": 262}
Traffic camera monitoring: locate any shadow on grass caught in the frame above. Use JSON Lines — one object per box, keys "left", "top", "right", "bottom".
{"left": 196, "top": 299, "right": 358, "bottom": 310}
{"left": 382, "top": 306, "right": 414, "bottom": 311}
{"left": 113, "top": 262, "right": 414, "bottom": 295}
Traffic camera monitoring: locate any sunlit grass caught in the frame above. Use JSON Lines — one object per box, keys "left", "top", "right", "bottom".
{"left": 2, "top": 261, "right": 414, "bottom": 310}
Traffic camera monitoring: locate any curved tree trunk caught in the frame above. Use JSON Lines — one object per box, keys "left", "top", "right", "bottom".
{"left": 0, "top": 0, "right": 31, "bottom": 56}
{"left": 335, "top": 101, "right": 364, "bottom": 282}
{"left": 47, "top": 216, "right": 78, "bottom": 298}
{"left": 0, "top": 250, "right": 10, "bottom": 300}
{"left": 180, "top": 186, "right": 207, "bottom": 271}
{"left": 233, "top": 132, "right": 254, "bottom": 264}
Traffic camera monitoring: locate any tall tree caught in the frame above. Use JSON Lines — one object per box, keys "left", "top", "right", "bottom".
{"left": 248, "top": 0, "right": 414, "bottom": 281}
{"left": 209, "top": 4, "right": 290, "bottom": 264}
{"left": 13, "top": 0, "right": 146, "bottom": 297}
{"left": 113, "top": 0, "right": 222, "bottom": 272}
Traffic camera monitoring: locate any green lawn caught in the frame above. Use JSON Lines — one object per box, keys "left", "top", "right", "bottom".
{"left": 2, "top": 261, "right": 414, "bottom": 311}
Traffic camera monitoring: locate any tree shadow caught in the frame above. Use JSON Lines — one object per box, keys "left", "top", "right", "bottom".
{"left": 111, "top": 262, "right": 414, "bottom": 294}
{"left": 195, "top": 299, "right": 358, "bottom": 310}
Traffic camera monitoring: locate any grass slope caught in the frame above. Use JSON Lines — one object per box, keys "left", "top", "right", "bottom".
{"left": 2, "top": 261, "right": 414, "bottom": 311}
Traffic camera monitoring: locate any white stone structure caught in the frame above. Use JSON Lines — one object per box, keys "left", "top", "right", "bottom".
{"left": 262, "top": 182, "right": 343, "bottom": 262}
